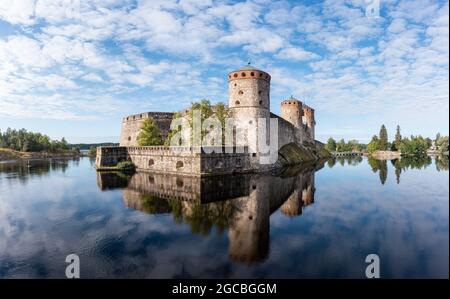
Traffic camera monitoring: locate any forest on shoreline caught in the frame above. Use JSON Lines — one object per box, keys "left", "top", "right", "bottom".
{"left": 325, "top": 125, "right": 449, "bottom": 156}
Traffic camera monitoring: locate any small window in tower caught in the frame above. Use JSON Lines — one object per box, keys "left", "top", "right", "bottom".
{"left": 259, "top": 100, "right": 262, "bottom": 105}
{"left": 241, "top": 72, "right": 246, "bottom": 77}
{"left": 148, "top": 159, "right": 154, "bottom": 166}
{"left": 235, "top": 100, "right": 240, "bottom": 105}
{"left": 250, "top": 72, "right": 254, "bottom": 76}
{"left": 176, "top": 161, "right": 184, "bottom": 169}
{"left": 234, "top": 83, "right": 237, "bottom": 86}
{"left": 259, "top": 73, "right": 263, "bottom": 77}
{"left": 128, "top": 136, "right": 131, "bottom": 141}
{"left": 258, "top": 90, "right": 262, "bottom": 95}
{"left": 238, "top": 90, "right": 243, "bottom": 95}
{"left": 233, "top": 73, "right": 238, "bottom": 78}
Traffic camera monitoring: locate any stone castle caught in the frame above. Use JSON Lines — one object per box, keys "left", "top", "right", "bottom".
{"left": 96, "top": 65, "right": 329, "bottom": 175}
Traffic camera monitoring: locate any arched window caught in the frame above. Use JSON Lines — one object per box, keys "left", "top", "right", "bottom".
{"left": 241, "top": 72, "right": 246, "bottom": 77}
{"left": 235, "top": 100, "right": 240, "bottom": 105}
{"left": 250, "top": 72, "right": 254, "bottom": 76}
{"left": 176, "top": 161, "right": 184, "bottom": 169}
{"left": 148, "top": 159, "right": 154, "bottom": 166}
{"left": 238, "top": 90, "right": 243, "bottom": 95}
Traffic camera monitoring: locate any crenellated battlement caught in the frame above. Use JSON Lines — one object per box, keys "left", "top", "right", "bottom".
{"left": 122, "top": 112, "right": 174, "bottom": 123}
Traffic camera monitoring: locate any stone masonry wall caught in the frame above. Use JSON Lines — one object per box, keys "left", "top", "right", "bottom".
{"left": 119, "top": 112, "right": 174, "bottom": 146}
{"left": 96, "top": 146, "right": 255, "bottom": 176}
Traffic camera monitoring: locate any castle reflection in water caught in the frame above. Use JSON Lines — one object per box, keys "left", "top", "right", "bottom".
{"left": 95, "top": 155, "right": 449, "bottom": 265}
{"left": 96, "top": 162, "right": 323, "bottom": 264}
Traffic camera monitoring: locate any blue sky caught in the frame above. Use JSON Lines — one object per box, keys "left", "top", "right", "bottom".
{"left": 0, "top": 0, "right": 448, "bottom": 143}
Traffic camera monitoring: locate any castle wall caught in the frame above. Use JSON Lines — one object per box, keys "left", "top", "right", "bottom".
{"left": 96, "top": 146, "right": 255, "bottom": 176}
{"left": 270, "top": 113, "right": 304, "bottom": 149}
{"left": 119, "top": 112, "right": 173, "bottom": 146}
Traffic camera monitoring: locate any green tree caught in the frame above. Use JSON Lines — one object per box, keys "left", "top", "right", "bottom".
{"left": 399, "top": 135, "right": 429, "bottom": 156}
{"left": 378, "top": 124, "right": 388, "bottom": 150}
{"left": 165, "top": 100, "right": 230, "bottom": 146}
{"left": 394, "top": 125, "right": 402, "bottom": 151}
{"left": 137, "top": 118, "right": 163, "bottom": 146}
{"left": 326, "top": 137, "right": 337, "bottom": 151}
{"left": 60, "top": 137, "right": 69, "bottom": 150}
{"left": 88, "top": 146, "right": 97, "bottom": 156}
{"left": 435, "top": 135, "right": 449, "bottom": 153}
{"left": 367, "top": 135, "right": 380, "bottom": 153}
{"left": 435, "top": 132, "right": 441, "bottom": 143}
{"left": 336, "top": 138, "right": 346, "bottom": 152}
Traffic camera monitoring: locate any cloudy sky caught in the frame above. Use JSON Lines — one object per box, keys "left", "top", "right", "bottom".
{"left": 0, "top": 0, "right": 448, "bottom": 143}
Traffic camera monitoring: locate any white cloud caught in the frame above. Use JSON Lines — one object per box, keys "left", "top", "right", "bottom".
{"left": 81, "top": 73, "right": 103, "bottom": 82}
{"left": 276, "top": 47, "right": 320, "bottom": 61}
{"left": 0, "top": 0, "right": 447, "bottom": 140}
{"left": 0, "top": 0, "right": 36, "bottom": 25}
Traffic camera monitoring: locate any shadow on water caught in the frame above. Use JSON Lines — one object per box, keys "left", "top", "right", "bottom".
{"left": 97, "top": 161, "right": 325, "bottom": 264}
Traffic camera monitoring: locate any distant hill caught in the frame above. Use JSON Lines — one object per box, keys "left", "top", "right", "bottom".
{"left": 69, "top": 143, "right": 119, "bottom": 150}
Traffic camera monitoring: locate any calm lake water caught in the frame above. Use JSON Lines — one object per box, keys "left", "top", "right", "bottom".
{"left": 0, "top": 156, "right": 448, "bottom": 278}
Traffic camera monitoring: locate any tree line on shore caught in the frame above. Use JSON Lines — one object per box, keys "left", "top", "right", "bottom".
{"left": 0, "top": 128, "right": 69, "bottom": 152}
{"left": 326, "top": 125, "right": 449, "bottom": 155}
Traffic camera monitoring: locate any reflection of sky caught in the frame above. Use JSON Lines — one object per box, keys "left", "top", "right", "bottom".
{"left": 0, "top": 158, "right": 448, "bottom": 278}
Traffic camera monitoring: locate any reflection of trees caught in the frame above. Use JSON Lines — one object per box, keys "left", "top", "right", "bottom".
{"left": 347, "top": 156, "right": 363, "bottom": 166}
{"left": 371, "top": 155, "right": 439, "bottom": 185}
{"left": 0, "top": 159, "right": 73, "bottom": 183}
{"left": 327, "top": 158, "right": 336, "bottom": 168}
{"left": 399, "top": 156, "right": 432, "bottom": 170}
{"left": 170, "top": 200, "right": 234, "bottom": 236}
{"left": 391, "top": 159, "right": 402, "bottom": 184}
{"left": 327, "top": 156, "right": 363, "bottom": 169}
{"left": 139, "top": 194, "right": 172, "bottom": 214}
{"left": 435, "top": 156, "right": 449, "bottom": 172}
{"left": 368, "top": 157, "right": 388, "bottom": 185}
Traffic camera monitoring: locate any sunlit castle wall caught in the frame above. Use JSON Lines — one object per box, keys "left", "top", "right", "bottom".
{"left": 119, "top": 112, "right": 174, "bottom": 146}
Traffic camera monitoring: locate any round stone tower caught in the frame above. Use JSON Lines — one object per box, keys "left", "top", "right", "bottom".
{"left": 303, "top": 105, "right": 315, "bottom": 140}
{"left": 228, "top": 65, "right": 271, "bottom": 120}
{"left": 228, "top": 65, "right": 271, "bottom": 153}
{"left": 280, "top": 96, "right": 303, "bottom": 129}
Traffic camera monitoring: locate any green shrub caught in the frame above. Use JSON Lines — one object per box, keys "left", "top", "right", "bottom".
{"left": 117, "top": 161, "right": 136, "bottom": 172}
